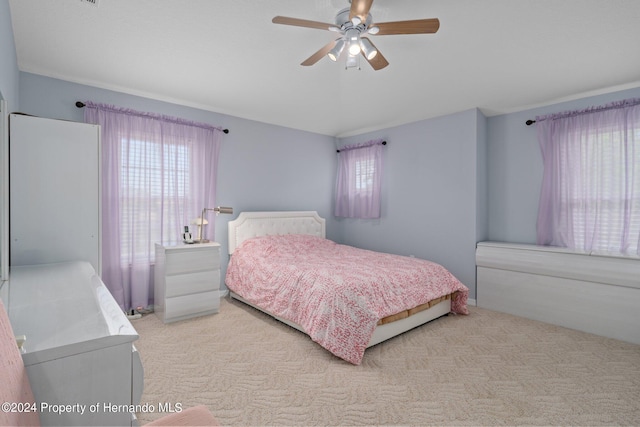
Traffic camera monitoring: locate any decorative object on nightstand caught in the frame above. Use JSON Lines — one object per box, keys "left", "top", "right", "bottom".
{"left": 154, "top": 242, "right": 221, "bottom": 323}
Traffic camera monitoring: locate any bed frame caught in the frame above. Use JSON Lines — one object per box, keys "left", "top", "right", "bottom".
{"left": 227, "top": 211, "right": 452, "bottom": 348}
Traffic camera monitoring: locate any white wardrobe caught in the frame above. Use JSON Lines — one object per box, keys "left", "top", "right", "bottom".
{"left": 8, "top": 114, "right": 143, "bottom": 426}
{"left": 9, "top": 114, "right": 101, "bottom": 271}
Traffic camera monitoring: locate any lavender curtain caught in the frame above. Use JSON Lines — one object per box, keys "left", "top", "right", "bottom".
{"left": 536, "top": 98, "right": 640, "bottom": 255}
{"left": 85, "top": 102, "right": 223, "bottom": 310}
{"left": 335, "top": 139, "right": 384, "bottom": 219}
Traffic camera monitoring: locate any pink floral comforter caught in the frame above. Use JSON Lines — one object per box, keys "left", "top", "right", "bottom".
{"left": 225, "top": 234, "right": 468, "bottom": 364}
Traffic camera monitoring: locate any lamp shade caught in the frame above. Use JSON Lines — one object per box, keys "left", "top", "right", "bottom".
{"left": 359, "top": 38, "right": 377, "bottom": 60}
{"left": 348, "top": 39, "right": 361, "bottom": 55}
{"left": 327, "top": 39, "right": 346, "bottom": 62}
{"left": 191, "top": 217, "right": 209, "bottom": 225}
{"left": 214, "top": 206, "right": 234, "bottom": 215}
{"left": 345, "top": 29, "right": 361, "bottom": 55}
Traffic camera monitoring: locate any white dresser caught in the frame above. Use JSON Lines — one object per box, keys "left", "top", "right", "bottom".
{"left": 154, "top": 242, "right": 220, "bottom": 323}
{"left": 8, "top": 262, "right": 143, "bottom": 427}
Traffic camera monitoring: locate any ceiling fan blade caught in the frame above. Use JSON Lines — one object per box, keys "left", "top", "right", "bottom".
{"left": 301, "top": 39, "right": 338, "bottom": 66}
{"left": 373, "top": 18, "right": 440, "bottom": 35}
{"left": 272, "top": 16, "right": 334, "bottom": 31}
{"left": 361, "top": 38, "right": 389, "bottom": 70}
{"left": 349, "top": 0, "right": 374, "bottom": 23}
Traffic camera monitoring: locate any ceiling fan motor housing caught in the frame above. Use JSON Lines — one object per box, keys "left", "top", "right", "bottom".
{"left": 335, "top": 7, "right": 373, "bottom": 33}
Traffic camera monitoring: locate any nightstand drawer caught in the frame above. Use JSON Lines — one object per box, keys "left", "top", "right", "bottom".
{"left": 164, "top": 247, "right": 220, "bottom": 275}
{"left": 165, "top": 270, "right": 220, "bottom": 297}
{"left": 165, "top": 291, "right": 219, "bottom": 320}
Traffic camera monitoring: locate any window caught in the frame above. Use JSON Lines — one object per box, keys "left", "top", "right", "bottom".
{"left": 536, "top": 99, "right": 640, "bottom": 255}
{"left": 84, "top": 102, "right": 222, "bottom": 311}
{"left": 119, "top": 137, "right": 192, "bottom": 263}
{"left": 562, "top": 126, "right": 640, "bottom": 253}
{"left": 335, "top": 140, "right": 384, "bottom": 219}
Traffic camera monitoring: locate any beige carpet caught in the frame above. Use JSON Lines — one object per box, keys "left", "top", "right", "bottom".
{"left": 133, "top": 297, "right": 640, "bottom": 426}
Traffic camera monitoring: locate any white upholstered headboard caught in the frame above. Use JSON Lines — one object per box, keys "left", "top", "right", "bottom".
{"left": 228, "top": 211, "right": 326, "bottom": 254}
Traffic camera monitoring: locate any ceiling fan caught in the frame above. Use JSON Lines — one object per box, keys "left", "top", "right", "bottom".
{"left": 272, "top": 0, "right": 440, "bottom": 70}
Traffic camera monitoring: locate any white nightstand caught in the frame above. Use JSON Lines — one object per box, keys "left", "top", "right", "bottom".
{"left": 154, "top": 242, "right": 220, "bottom": 323}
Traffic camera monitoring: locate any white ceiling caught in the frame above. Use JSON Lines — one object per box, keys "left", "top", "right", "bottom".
{"left": 8, "top": 0, "right": 640, "bottom": 137}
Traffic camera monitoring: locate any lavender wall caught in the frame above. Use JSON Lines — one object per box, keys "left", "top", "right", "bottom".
{"left": 0, "top": 0, "right": 19, "bottom": 303}
{"left": 0, "top": 0, "right": 19, "bottom": 109}
{"left": 12, "top": 27, "right": 640, "bottom": 304}
{"left": 336, "top": 109, "right": 488, "bottom": 299}
{"left": 18, "top": 72, "right": 338, "bottom": 287}
{"left": 21, "top": 70, "right": 489, "bottom": 300}
{"left": 15, "top": 71, "right": 640, "bottom": 304}
{"left": 486, "top": 86, "right": 640, "bottom": 244}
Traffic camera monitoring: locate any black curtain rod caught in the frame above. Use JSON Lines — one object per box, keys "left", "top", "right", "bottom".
{"left": 526, "top": 98, "right": 640, "bottom": 126}
{"left": 75, "top": 101, "right": 230, "bottom": 134}
{"left": 336, "top": 140, "right": 387, "bottom": 153}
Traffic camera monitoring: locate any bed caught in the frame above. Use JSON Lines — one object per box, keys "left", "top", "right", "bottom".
{"left": 226, "top": 211, "right": 469, "bottom": 364}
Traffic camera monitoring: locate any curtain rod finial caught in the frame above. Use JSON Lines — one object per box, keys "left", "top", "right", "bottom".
{"left": 526, "top": 119, "right": 536, "bottom": 126}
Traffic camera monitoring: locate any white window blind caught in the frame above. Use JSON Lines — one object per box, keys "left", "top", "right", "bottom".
{"left": 119, "top": 136, "right": 193, "bottom": 263}
{"left": 355, "top": 158, "right": 376, "bottom": 191}
{"left": 565, "top": 125, "right": 640, "bottom": 253}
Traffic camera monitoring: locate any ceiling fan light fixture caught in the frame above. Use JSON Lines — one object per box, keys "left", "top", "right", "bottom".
{"left": 272, "top": 0, "right": 439, "bottom": 72}
{"left": 359, "top": 38, "right": 377, "bottom": 60}
{"left": 327, "top": 39, "right": 346, "bottom": 61}
{"left": 346, "top": 29, "right": 361, "bottom": 55}
{"left": 345, "top": 53, "right": 359, "bottom": 69}
{"left": 348, "top": 41, "right": 361, "bottom": 55}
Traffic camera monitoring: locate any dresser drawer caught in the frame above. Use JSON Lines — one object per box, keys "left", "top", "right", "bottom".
{"left": 164, "top": 247, "right": 220, "bottom": 275}
{"left": 165, "top": 270, "right": 220, "bottom": 298}
{"left": 165, "top": 291, "right": 219, "bottom": 320}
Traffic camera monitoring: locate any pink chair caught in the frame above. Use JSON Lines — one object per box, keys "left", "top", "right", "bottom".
{"left": 0, "top": 299, "right": 219, "bottom": 427}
